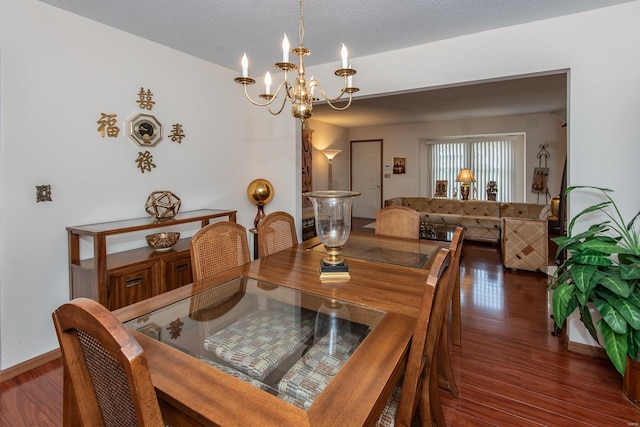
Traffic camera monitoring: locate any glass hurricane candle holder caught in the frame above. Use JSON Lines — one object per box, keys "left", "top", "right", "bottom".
{"left": 305, "top": 191, "right": 361, "bottom": 278}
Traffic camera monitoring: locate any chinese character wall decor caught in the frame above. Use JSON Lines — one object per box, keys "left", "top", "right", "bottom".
{"left": 169, "top": 123, "right": 186, "bottom": 143}
{"left": 96, "top": 113, "right": 120, "bottom": 137}
{"left": 96, "top": 86, "right": 186, "bottom": 173}
{"left": 136, "top": 87, "right": 155, "bottom": 110}
{"left": 136, "top": 150, "right": 156, "bottom": 173}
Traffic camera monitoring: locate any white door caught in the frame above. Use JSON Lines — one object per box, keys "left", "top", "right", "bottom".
{"left": 351, "top": 140, "right": 382, "bottom": 218}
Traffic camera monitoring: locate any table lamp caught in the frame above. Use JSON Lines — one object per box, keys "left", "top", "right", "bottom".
{"left": 322, "top": 149, "right": 341, "bottom": 190}
{"left": 455, "top": 169, "right": 476, "bottom": 200}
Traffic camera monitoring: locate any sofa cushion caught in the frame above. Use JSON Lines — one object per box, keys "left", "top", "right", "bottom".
{"left": 463, "top": 226, "right": 501, "bottom": 242}
{"left": 423, "top": 213, "right": 462, "bottom": 226}
{"left": 460, "top": 215, "right": 500, "bottom": 230}
{"left": 427, "top": 198, "right": 464, "bottom": 215}
{"left": 500, "top": 202, "right": 546, "bottom": 219}
{"left": 463, "top": 200, "right": 500, "bottom": 217}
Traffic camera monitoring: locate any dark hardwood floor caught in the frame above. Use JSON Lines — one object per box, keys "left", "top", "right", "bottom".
{"left": 2, "top": 221, "right": 639, "bottom": 426}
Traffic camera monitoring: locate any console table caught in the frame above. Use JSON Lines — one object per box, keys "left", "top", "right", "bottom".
{"left": 67, "top": 209, "right": 236, "bottom": 310}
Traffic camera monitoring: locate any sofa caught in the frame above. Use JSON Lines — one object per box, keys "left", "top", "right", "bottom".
{"left": 383, "top": 197, "right": 550, "bottom": 272}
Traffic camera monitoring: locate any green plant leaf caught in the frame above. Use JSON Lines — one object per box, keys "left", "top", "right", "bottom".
{"left": 570, "top": 264, "right": 597, "bottom": 293}
{"left": 579, "top": 305, "right": 600, "bottom": 342}
{"left": 572, "top": 252, "right": 613, "bottom": 267}
{"left": 597, "top": 270, "right": 630, "bottom": 298}
{"left": 581, "top": 239, "right": 623, "bottom": 255}
{"left": 593, "top": 295, "right": 628, "bottom": 334}
{"left": 595, "top": 288, "right": 640, "bottom": 330}
{"left": 627, "top": 291, "right": 640, "bottom": 310}
{"left": 620, "top": 254, "right": 640, "bottom": 280}
{"left": 597, "top": 319, "right": 627, "bottom": 375}
{"left": 551, "top": 282, "right": 576, "bottom": 328}
{"left": 629, "top": 328, "right": 640, "bottom": 360}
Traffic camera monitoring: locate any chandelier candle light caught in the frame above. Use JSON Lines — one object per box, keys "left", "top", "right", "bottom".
{"left": 234, "top": 0, "right": 359, "bottom": 122}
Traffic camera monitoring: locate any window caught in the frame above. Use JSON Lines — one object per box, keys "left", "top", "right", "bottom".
{"left": 422, "top": 134, "right": 524, "bottom": 201}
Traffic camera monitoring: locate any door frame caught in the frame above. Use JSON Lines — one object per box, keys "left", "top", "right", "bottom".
{"left": 350, "top": 139, "right": 383, "bottom": 217}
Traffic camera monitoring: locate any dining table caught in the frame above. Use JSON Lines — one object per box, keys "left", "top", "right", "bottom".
{"left": 103, "top": 232, "right": 451, "bottom": 427}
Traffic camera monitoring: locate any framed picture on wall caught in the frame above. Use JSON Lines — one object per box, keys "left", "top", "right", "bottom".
{"left": 435, "top": 180, "right": 448, "bottom": 198}
{"left": 393, "top": 157, "right": 406, "bottom": 174}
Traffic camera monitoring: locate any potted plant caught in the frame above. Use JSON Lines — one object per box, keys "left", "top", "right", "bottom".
{"left": 550, "top": 186, "right": 640, "bottom": 384}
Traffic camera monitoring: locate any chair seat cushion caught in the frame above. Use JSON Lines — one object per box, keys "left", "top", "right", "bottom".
{"left": 197, "top": 357, "right": 269, "bottom": 390}
{"left": 204, "top": 309, "right": 314, "bottom": 381}
{"left": 277, "top": 323, "right": 369, "bottom": 409}
{"left": 376, "top": 379, "right": 403, "bottom": 427}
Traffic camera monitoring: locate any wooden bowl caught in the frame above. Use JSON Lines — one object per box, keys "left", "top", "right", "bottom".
{"left": 145, "top": 232, "right": 180, "bottom": 251}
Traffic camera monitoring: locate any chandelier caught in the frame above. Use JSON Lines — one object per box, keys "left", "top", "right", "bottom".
{"left": 234, "top": 0, "right": 359, "bottom": 122}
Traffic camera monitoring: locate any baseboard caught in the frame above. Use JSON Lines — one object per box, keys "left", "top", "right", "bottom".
{"left": 0, "top": 349, "right": 61, "bottom": 383}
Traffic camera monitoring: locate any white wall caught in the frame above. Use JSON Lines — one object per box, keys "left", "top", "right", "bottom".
{"left": 313, "top": 111, "right": 566, "bottom": 204}
{"left": 0, "top": 0, "right": 298, "bottom": 369}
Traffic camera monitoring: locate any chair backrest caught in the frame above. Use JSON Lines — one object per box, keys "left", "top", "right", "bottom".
{"left": 257, "top": 211, "right": 298, "bottom": 257}
{"left": 449, "top": 227, "right": 464, "bottom": 290}
{"left": 395, "top": 248, "right": 453, "bottom": 426}
{"left": 52, "top": 298, "right": 164, "bottom": 427}
{"left": 190, "top": 221, "right": 250, "bottom": 282}
{"left": 375, "top": 205, "right": 421, "bottom": 239}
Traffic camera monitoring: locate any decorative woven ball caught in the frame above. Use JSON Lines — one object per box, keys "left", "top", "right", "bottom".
{"left": 145, "top": 191, "right": 182, "bottom": 219}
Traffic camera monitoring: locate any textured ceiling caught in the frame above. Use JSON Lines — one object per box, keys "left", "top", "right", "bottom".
{"left": 37, "top": 0, "right": 624, "bottom": 126}
{"left": 37, "top": 0, "right": 632, "bottom": 71}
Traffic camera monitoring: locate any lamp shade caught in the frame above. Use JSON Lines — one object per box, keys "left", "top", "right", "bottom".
{"left": 322, "top": 149, "right": 342, "bottom": 160}
{"left": 455, "top": 168, "right": 476, "bottom": 182}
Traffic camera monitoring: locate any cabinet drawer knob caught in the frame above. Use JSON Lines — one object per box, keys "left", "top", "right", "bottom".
{"left": 174, "top": 263, "right": 188, "bottom": 273}
{"left": 125, "top": 276, "right": 143, "bottom": 288}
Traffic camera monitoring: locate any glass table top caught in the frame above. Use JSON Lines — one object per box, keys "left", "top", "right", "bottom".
{"left": 307, "top": 233, "right": 443, "bottom": 269}
{"left": 124, "top": 276, "right": 385, "bottom": 408}
{"left": 419, "top": 223, "right": 457, "bottom": 242}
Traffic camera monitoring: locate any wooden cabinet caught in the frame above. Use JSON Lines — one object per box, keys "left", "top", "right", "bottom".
{"left": 67, "top": 209, "right": 236, "bottom": 310}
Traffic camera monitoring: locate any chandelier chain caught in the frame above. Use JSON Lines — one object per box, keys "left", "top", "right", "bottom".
{"left": 299, "top": 0, "right": 305, "bottom": 46}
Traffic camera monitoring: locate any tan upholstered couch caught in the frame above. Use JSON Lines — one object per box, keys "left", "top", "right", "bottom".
{"left": 384, "top": 197, "right": 550, "bottom": 272}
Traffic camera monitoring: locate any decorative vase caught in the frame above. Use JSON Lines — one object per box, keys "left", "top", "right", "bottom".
{"left": 305, "top": 191, "right": 360, "bottom": 277}
{"left": 247, "top": 178, "right": 274, "bottom": 228}
{"left": 624, "top": 356, "right": 640, "bottom": 409}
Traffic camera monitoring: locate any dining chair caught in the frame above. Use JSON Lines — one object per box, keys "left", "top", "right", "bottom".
{"left": 52, "top": 297, "right": 166, "bottom": 427}
{"left": 377, "top": 248, "right": 453, "bottom": 427}
{"left": 437, "top": 226, "right": 464, "bottom": 398}
{"left": 257, "top": 211, "right": 298, "bottom": 257}
{"left": 375, "top": 205, "right": 421, "bottom": 239}
{"left": 190, "top": 221, "right": 251, "bottom": 282}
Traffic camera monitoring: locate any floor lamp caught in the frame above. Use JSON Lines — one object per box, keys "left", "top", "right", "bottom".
{"left": 323, "top": 150, "right": 341, "bottom": 190}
